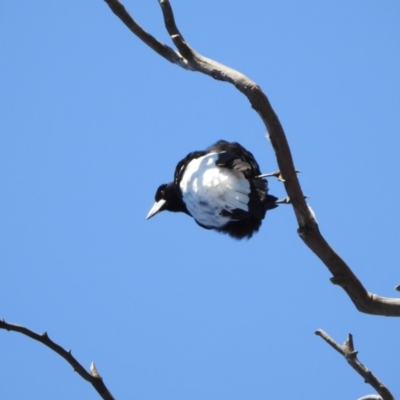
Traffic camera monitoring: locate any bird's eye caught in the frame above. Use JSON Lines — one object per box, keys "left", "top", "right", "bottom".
{"left": 160, "top": 190, "right": 165, "bottom": 196}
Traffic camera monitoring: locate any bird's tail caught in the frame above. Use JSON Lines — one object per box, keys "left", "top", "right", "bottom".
{"left": 264, "top": 194, "right": 279, "bottom": 211}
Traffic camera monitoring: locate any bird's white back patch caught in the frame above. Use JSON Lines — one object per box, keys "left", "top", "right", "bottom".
{"left": 179, "top": 153, "right": 251, "bottom": 228}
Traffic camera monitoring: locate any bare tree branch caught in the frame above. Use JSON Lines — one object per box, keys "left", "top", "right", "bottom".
{"left": 315, "top": 329, "right": 394, "bottom": 400}
{"left": 103, "top": 0, "right": 400, "bottom": 316}
{"left": 104, "top": 0, "right": 191, "bottom": 69}
{"left": 0, "top": 319, "right": 115, "bottom": 400}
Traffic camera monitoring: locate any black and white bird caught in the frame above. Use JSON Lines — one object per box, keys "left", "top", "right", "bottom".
{"left": 146, "top": 140, "right": 278, "bottom": 239}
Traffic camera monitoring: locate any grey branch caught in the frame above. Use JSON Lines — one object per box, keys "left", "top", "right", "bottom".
{"left": 102, "top": 0, "right": 400, "bottom": 316}
{"left": 315, "top": 329, "right": 394, "bottom": 400}
{"left": 0, "top": 319, "right": 115, "bottom": 400}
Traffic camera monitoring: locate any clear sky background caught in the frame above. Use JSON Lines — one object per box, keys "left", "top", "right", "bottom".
{"left": 1, "top": 1, "right": 400, "bottom": 399}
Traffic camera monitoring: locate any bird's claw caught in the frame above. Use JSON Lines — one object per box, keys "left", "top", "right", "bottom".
{"left": 275, "top": 194, "right": 308, "bottom": 205}
{"left": 275, "top": 196, "right": 291, "bottom": 204}
{"left": 257, "top": 169, "right": 300, "bottom": 182}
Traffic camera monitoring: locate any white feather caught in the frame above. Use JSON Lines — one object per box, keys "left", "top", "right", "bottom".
{"left": 179, "top": 153, "right": 251, "bottom": 228}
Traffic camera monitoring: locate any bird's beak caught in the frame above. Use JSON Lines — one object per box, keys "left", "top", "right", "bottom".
{"left": 146, "top": 199, "right": 167, "bottom": 220}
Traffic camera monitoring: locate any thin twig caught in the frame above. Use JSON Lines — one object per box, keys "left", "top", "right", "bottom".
{"left": 0, "top": 319, "right": 115, "bottom": 400}
{"left": 103, "top": 0, "right": 188, "bottom": 69}
{"left": 315, "top": 329, "right": 394, "bottom": 400}
{"left": 102, "top": 0, "right": 400, "bottom": 316}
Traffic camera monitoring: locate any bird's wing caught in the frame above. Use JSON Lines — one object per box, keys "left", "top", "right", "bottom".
{"left": 217, "top": 152, "right": 279, "bottom": 218}
{"left": 215, "top": 151, "right": 253, "bottom": 175}
{"left": 208, "top": 140, "right": 262, "bottom": 177}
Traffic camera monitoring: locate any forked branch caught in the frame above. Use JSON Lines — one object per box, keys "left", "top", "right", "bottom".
{"left": 0, "top": 319, "right": 115, "bottom": 400}
{"left": 315, "top": 329, "right": 394, "bottom": 400}
{"left": 103, "top": 0, "right": 400, "bottom": 316}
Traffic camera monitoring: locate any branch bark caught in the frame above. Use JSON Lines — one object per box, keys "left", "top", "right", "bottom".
{"left": 315, "top": 329, "right": 394, "bottom": 400}
{"left": 0, "top": 319, "right": 115, "bottom": 400}
{"left": 103, "top": 0, "right": 400, "bottom": 316}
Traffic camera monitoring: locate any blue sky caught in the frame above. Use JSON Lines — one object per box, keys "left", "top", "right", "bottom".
{"left": 1, "top": 1, "right": 400, "bottom": 399}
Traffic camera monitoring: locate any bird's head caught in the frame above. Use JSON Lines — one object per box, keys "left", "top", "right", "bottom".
{"left": 146, "top": 182, "right": 188, "bottom": 220}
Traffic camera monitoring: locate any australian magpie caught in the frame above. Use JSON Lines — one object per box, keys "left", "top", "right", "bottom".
{"left": 146, "top": 140, "right": 278, "bottom": 239}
